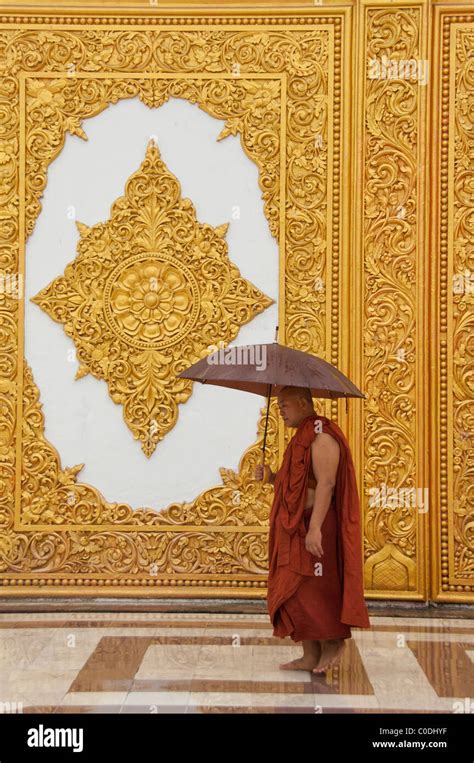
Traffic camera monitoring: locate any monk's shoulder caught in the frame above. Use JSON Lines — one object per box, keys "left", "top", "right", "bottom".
{"left": 312, "top": 429, "right": 340, "bottom": 452}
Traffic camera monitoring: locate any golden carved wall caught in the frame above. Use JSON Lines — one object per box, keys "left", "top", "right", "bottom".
{"left": 0, "top": 0, "right": 472, "bottom": 603}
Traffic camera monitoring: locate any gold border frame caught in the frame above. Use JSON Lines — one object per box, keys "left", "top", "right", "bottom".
{"left": 430, "top": 6, "right": 474, "bottom": 602}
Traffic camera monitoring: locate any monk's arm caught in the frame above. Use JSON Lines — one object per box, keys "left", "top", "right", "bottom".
{"left": 307, "top": 433, "right": 340, "bottom": 532}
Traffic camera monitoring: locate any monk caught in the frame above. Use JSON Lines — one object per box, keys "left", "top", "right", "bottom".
{"left": 255, "top": 385, "right": 370, "bottom": 674}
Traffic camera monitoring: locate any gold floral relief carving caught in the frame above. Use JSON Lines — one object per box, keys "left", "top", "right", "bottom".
{"left": 31, "top": 140, "right": 273, "bottom": 455}
{"left": 443, "top": 21, "right": 474, "bottom": 590}
{"left": 0, "top": 18, "right": 336, "bottom": 594}
{"left": 18, "top": 358, "right": 278, "bottom": 540}
{"left": 23, "top": 74, "right": 286, "bottom": 243}
{"left": 362, "top": 8, "right": 421, "bottom": 592}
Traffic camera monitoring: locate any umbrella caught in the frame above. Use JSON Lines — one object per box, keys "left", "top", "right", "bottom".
{"left": 177, "top": 327, "right": 366, "bottom": 466}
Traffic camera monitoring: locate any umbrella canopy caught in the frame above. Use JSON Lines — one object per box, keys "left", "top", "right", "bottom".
{"left": 178, "top": 339, "right": 366, "bottom": 467}
{"left": 178, "top": 341, "right": 365, "bottom": 400}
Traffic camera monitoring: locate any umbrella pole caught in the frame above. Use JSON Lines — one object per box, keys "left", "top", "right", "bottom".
{"left": 261, "top": 382, "right": 272, "bottom": 467}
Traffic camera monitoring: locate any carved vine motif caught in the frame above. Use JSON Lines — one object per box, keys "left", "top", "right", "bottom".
{"left": 362, "top": 8, "right": 420, "bottom": 588}
{"left": 449, "top": 27, "right": 474, "bottom": 583}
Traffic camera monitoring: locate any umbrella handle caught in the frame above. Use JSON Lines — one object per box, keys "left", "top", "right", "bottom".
{"left": 262, "top": 324, "right": 277, "bottom": 467}
{"left": 261, "top": 382, "right": 272, "bottom": 467}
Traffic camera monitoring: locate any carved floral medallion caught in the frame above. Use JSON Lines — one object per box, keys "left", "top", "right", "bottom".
{"left": 31, "top": 140, "right": 273, "bottom": 455}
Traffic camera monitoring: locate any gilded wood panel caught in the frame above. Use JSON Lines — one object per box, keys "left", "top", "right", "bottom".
{"left": 356, "top": 3, "right": 429, "bottom": 599}
{"left": 0, "top": 8, "right": 340, "bottom": 597}
{"left": 0, "top": 1, "right": 471, "bottom": 603}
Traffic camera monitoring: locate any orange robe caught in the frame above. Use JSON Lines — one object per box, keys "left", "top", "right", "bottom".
{"left": 267, "top": 413, "right": 370, "bottom": 641}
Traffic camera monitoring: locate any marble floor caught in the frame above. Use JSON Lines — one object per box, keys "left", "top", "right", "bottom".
{"left": 0, "top": 612, "right": 473, "bottom": 713}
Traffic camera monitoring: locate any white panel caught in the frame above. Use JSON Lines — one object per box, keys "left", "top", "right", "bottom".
{"left": 24, "top": 97, "right": 278, "bottom": 510}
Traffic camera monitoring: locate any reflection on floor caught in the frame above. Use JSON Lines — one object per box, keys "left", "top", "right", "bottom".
{"left": 0, "top": 613, "right": 473, "bottom": 713}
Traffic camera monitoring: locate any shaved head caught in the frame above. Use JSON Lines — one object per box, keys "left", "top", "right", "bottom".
{"left": 278, "top": 386, "right": 314, "bottom": 404}
{"left": 277, "top": 386, "right": 315, "bottom": 428}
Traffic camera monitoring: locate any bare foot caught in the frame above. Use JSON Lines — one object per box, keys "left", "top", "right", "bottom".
{"left": 280, "top": 657, "right": 316, "bottom": 671}
{"left": 312, "top": 639, "right": 346, "bottom": 674}
{"left": 280, "top": 642, "right": 321, "bottom": 671}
